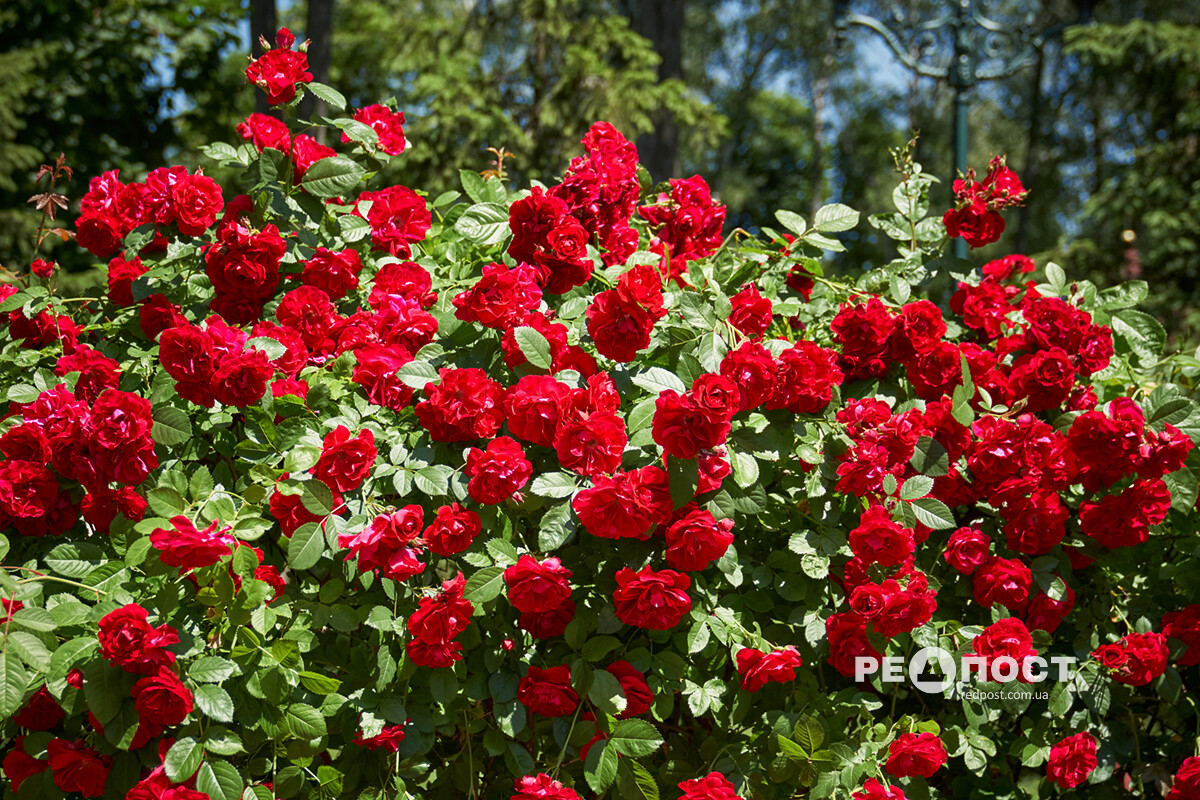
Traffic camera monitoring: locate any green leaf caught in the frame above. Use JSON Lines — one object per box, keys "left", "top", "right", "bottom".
{"left": 622, "top": 759, "right": 661, "bottom": 800}
{"left": 813, "top": 203, "right": 860, "bottom": 232}
{"left": 585, "top": 740, "right": 620, "bottom": 793}
{"left": 631, "top": 367, "right": 687, "bottom": 395}
{"left": 687, "top": 618, "right": 710, "bottom": 654}
{"left": 10, "top": 606, "right": 56, "bottom": 632}
{"left": 195, "top": 684, "right": 234, "bottom": 723}
{"left": 414, "top": 465, "right": 453, "bottom": 496}
{"left": 304, "top": 81, "right": 346, "bottom": 110}
{"left": 83, "top": 660, "right": 125, "bottom": 724}
{"left": 910, "top": 497, "right": 956, "bottom": 530}
{"left": 288, "top": 522, "right": 326, "bottom": 571}
{"left": 777, "top": 735, "right": 810, "bottom": 761}
{"left": 455, "top": 202, "right": 510, "bottom": 245}
{"left": 189, "top": 656, "right": 236, "bottom": 683}
{"left": 283, "top": 704, "right": 327, "bottom": 739}
{"left": 338, "top": 214, "right": 371, "bottom": 242}
{"left": 609, "top": 719, "right": 663, "bottom": 758}
{"left": 484, "top": 538, "right": 519, "bottom": 566}
{"left": 910, "top": 436, "right": 950, "bottom": 477}
{"left": 300, "top": 156, "right": 366, "bottom": 198}
{"left": 0, "top": 648, "right": 27, "bottom": 719}
{"left": 667, "top": 457, "right": 699, "bottom": 509}
{"left": 298, "top": 479, "right": 334, "bottom": 516}
{"left": 299, "top": 671, "right": 342, "bottom": 694}
{"left": 164, "top": 737, "right": 204, "bottom": 783}
{"left": 47, "top": 637, "right": 97, "bottom": 682}
{"left": 530, "top": 472, "right": 578, "bottom": 499}
{"left": 1111, "top": 309, "right": 1166, "bottom": 361}
{"left": 1098, "top": 280, "right": 1149, "bottom": 309}
{"left": 730, "top": 451, "right": 759, "bottom": 489}
{"left": 774, "top": 209, "right": 806, "bottom": 236}
{"left": 246, "top": 336, "right": 287, "bottom": 361}
{"left": 580, "top": 636, "right": 622, "bottom": 661}
{"left": 899, "top": 475, "right": 934, "bottom": 500}
{"left": 464, "top": 566, "right": 506, "bottom": 603}
{"left": 397, "top": 360, "right": 439, "bottom": 390}
{"left": 195, "top": 760, "right": 244, "bottom": 800}
{"left": 588, "top": 668, "right": 627, "bottom": 716}
{"left": 538, "top": 501, "right": 577, "bottom": 551}
{"left": 6, "top": 384, "right": 39, "bottom": 403}
{"left": 147, "top": 487, "right": 187, "bottom": 517}
{"left": 7, "top": 632, "right": 51, "bottom": 672}
{"left": 0, "top": 291, "right": 27, "bottom": 313}
{"left": 152, "top": 406, "right": 193, "bottom": 446}
{"left": 513, "top": 326, "right": 553, "bottom": 370}
{"left": 794, "top": 715, "right": 825, "bottom": 752}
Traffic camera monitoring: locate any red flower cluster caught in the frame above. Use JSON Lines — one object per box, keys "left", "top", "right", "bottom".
{"left": 159, "top": 316, "right": 275, "bottom": 407}
{"left": 678, "top": 772, "right": 740, "bottom": 799}
{"left": 638, "top": 175, "right": 726, "bottom": 284}
{"left": 344, "top": 104, "right": 407, "bottom": 155}
{"left": 1093, "top": 631, "right": 1169, "bottom": 686}
{"left": 76, "top": 166, "right": 224, "bottom": 258}
{"left": 354, "top": 186, "right": 431, "bottom": 258}
{"left": 585, "top": 264, "right": 668, "bottom": 362}
{"left": 245, "top": 28, "right": 313, "bottom": 105}
{"left": 149, "top": 515, "right": 235, "bottom": 573}
{"left": 339, "top": 506, "right": 426, "bottom": 583}
{"left": 942, "top": 156, "right": 1027, "bottom": 248}
{"left": 885, "top": 732, "right": 947, "bottom": 778}
{"left": 1046, "top": 732, "right": 1098, "bottom": 789}
{"left": 735, "top": 646, "right": 803, "bottom": 692}
{"left": 406, "top": 572, "right": 473, "bottom": 667}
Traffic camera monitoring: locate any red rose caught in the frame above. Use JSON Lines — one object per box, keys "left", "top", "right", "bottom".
{"left": 512, "top": 773, "right": 580, "bottom": 800}
{"left": 423, "top": 503, "right": 481, "bottom": 556}
{"left": 214, "top": 349, "right": 274, "bottom": 407}
{"left": 344, "top": 104, "right": 407, "bottom": 154}
{"left": 291, "top": 133, "right": 337, "bottom": 181}
{"left": 508, "top": 187, "right": 594, "bottom": 294}
{"left": 417, "top": 368, "right": 506, "bottom": 442}
{"left": 1024, "top": 579, "right": 1076, "bottom": 634}
{"left": 517, "top": 665, "right": 579, "bottom": 718}
{"left": 1163, "top": 605, "right": 1200, "bottom": 667}
{"left": 613, "top": 566, "right": 692, "bottom": 630}
{"left": 245, "top": 29, "right": 312, "bottom": 104}
{"left": 504, "top": 555, "right": 573, "bottom": 613}
{"left": 407, "top": 637, "right": 463, "bottom": 669}
{"left": 886, "top": 732, "right": 947, "bottom": 778}
{"left": 301, "top": 247, "right": 363, "bottom": 300}
{"left": 76, "top": 212, "right": 124, "bottom": 258}
{"left": 1093, "top": 631, "right": 1169, "bottom": 686}
{"left": 170, "top": 173, "right": 223, "bottom": 236}
{"left": 132, "top": 667, "right": 194, "bottom": 727}
{"left": 356, "top": 185, "right": 431, "bottom": 258}
{"left": 831, "top": 296, "right": 895, "bottom": 380}
{"left": 149, "top": 515, "right": 235, "bottom": 572}
{"left": 719, "top": 341, "right": 777, "bottom": 411}
{"left": 664, "top": 506, "right": 735, "bottom": 571}
{"left": 572, "top": 465, "right": 672, "bottom": 540}
{"left": 106, "top": 254, "right": 147, "bottom": 307}
{"left": 729, "top": 284, "right": 773, "bottom": 339}
{"left": 678, "top": 772, "right": 740, "bottom": 799}
{"left": 653, "top": 390, "right": 727, "bottom": 459}
{"left": 236, "top": 112, "right": 291, "bottom": 152}
{"left": 943, "top": 197, "right": 1005, "bottom": 248}
{"left": 504, "top": 376, "right": 571, "bottom": 447}
{"left": 2, "top": 738, "right": 48, "bottom": 791}
{"left": 338, "top": 507, "right": 425, "bottom": 582}
{"left": 159, "top": 323, "right": 217, "bottom": 386}
{"left": 351, "top": 345, "right": 414, "bottom": 411}
{"left": 848, "top": 506, "right": 914, "bottom": 567}
{"left": 605, "top": 660, "right": 653, "bottom": 718}
{"left": 12, "top": 686, "right": 64, "bottom": 730}
{"left": 943, "top": 527, "right": 990, "bottom": 574}
{"left": 764, "top": 341, "right": 844, "bottom": 414}
{"left": 519, "top": 600, "right": 576, "bottom": 640}
{"left": 971, "top": 618, "right": 1037, "bottom": 681}
{"left": 97, "top": 604, "right": 179, "bottom": 674}
{"left": 464, "top": 436, "right": 533, "bottom": 504}
{"left": 140, "top": 295, "right": 187, "bottom": 340}
{"left": 852, "top": 778, "right": 907, "bottom": 800}
{"left": 56, "top": 345, "right": 121, "bottom": 404}
{"left": 453, "top": 262, "right": 542, "bottom": 329}
{"left": 315, "top": 425, "right": 377, "bottom": 492}
{"left": 46, "top": 739, "right": 111, "bottom": 798}
{"left": 355, "top": 723, "right": 407, "bottom": 751}
{"left": 826, "top": 612, "right": 882, "bottom": 678}
{"left": 1010, "top": 347, "right": 1075, "bottom": 414}
{"left": 554, "top": 411, "right": 626, "bottom": 477}
{"left": 407, "top": 572, "right": 473, "bottom": 645}
{"left": 1046, "top": 732, "right": 1098, "bottom": 789}
{"left": 735, "top": 646, "right": 803, "bottom": 692}
{"left": 972, "top": 556, "right": 1032, "bottom": 611}
{"left": 586, "top": 289, "right": 654, "bottom": 362}
{"left": 0, "top": 460, "right": 59, "bottom": 519}
{"left": 1167, "top": 757, "right": 1200, "bottom": 800}
{"left": 277, "top": 285, "right": 337, "bottom": 348}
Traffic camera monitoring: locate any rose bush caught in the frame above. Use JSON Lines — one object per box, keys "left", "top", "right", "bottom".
{"left": 2, "top": 28, "right": 1200, "bottom": 800}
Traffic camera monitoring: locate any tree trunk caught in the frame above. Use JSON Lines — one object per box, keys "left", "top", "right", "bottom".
{"left": 1014, "top": 44, "right": 1045, "bottom": 254}
{"left": 809, "top": 27, "right": 836, "bottom": 220}
{"left": 623, "top": 0, "right": 684, "bottom": 183}
{"left": 300, "top": 0, "right": 335, "bottom": 142}
{"left": 250, "top": 0, "right": 278, "bottom": 117}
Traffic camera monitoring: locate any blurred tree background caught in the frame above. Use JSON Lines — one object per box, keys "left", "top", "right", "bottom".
{"left": 2, "top": 0, "right": 1199, "bottom": 338}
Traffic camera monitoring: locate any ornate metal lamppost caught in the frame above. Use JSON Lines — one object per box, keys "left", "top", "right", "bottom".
{"left": 832, "top": 0, "right": 1092, "bottom": 258}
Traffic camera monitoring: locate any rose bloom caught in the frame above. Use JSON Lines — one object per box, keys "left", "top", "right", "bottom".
{"left": 407, "top": 637, "right": 463, "bottom": 669}
{"left": 213, "top": 349, "right": 274, "bottom": 408}
{"left": 149, "top": 515, "right": 235, "bottom": 572}
{"left": 132, "top": 667, "right": 194, "bottom": 727}
{"left": 511, "top": 773, "right": 580, "bottom": 800}
{"left": 971, "top": 617, "right": 1037, "bottom": 681}
{"left": 720, "top": 341, "right": 777, "bottom": 411}
{"left": 423, "top": 503, "right": 481, "bottom": 556}
{"left": 1046, "top": 732, "right": 1098, "bottom": 789}
{"left": 886, "top": 732, "right": 947, "bottom": 778}
{"left": 12, "top": 686, "right": 64, "bottom": 730}
{"left": 355, "top": 723, "right": 407, "bottom": 752}
{"left": 46, "top": 738, "right": 111, "bottom": 798}
{"left": 572, "top": 465, "right": 672, "bottom": 540}
{"left": 848, "top": 506, "right": 915, "bottom": 567}
{"left": 1167, "top": 756, "right": 1200, "bottom": 800}
{"left": 346, "top": 104, "right": 407, "bottom": 155}
{"left": 852, "top": 778, "right": 907, "bottom": 800}
{"left": 519, "top": 600, "right": 576, "bottom": 640}
{"left": 1163, "top": 605, "right": 1200, "bottom": 667}
{"left": 664, "top": 506, "right": 735, "bottom": 572}
{"left": 736, "top": 647, "right": 803, "bottom": 692}
{"left": 652, "top": 390, "right": 729, "bottom": 459}
{"left": 504, "top": 555, "right": 573, "bottom": 613}
{"left": 407, "top": 572, "right": 473, "bottom": 645}
{"left": 517, "top": 665, "right": 579, "bottom": 718}
{"left": 416, "top": 368, "right": 506, "bottom": 442}
{"left": 586, "top": 289, "right": 655, "bottom": 362}
{"left": 356, "top": 185, "right": 431, "bottom": 258}
{"left": 553, "top": 411, "right": 627, "bottom": 478}
{"left": 301, "top": 247, "right": 363, "bottom": 300}
{"left": 314, "top": 425, "right": 377, "bottom": 492}
{"left": 170, "top": 173, "right": 223, "bottom": 236}
{"left": 728, "top": 284, "right": 773, "bottom": 339}
{"left": 97, "top": 604, "right": 180, "bottom": 674}
{"left": 464, "top": 436, "right": 533, "bottom": 504}
{"left": 605, "top": 660, "right": 654, "bottom": 718}
{"left": 3, "top": 738, "right": 48, "bottom": 791}
{"left": 613, "top": 566, "right": 692, "bottom": 630}
{"left": 503, "top": 375, "right": 571, "bottom": 447}
{"left": 943, "top": 527, "right": 990, "bottom": 574}
{"left": 972, "top": 556, "right": 1032, "bottom": 611}
{"left": 678, "top": 773, "right": 740, "bottom": 799}
{"left": 244, "top": 28, "right": 312, "bottom": 104}
{"left": 1093, "top": 631, "right": 1169, "bottom": 686}
{"left": 453, "top": 262, "right": 542, "bottom": 330}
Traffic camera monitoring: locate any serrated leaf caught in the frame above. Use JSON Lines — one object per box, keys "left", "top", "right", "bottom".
{"left": 189, "top": 656, "right": 236, "bottom": 683}
{"left": 195, "top": 760, "right": 244, "bottom": 800}
{"left": 300, "top": 157, "right": 366, "bottom": 198}
{"left": 530, "top": 472, "right": 578, "bottom": 498}
{"left": 631, "top": 367, "right": 687, "bottom": 395}
{"left": 152, "top": 406, "right": 192, "bottom": 446}
{"left": 283, "top": 704, "right": 327, "bottom": 739}
{"left": 304, "top": 82, "right": 346, "bottom": 110}
{"left": 298, "top": 479, "right": 334, "bottom": 516}
{"left": 609, "top": 719, "right": 663, "bottom": 757}
{"left": 910, "top": 436, "right": 949, "bottom": 477}
{"left": 464, "top": 566, "right": 506, "bottom": 603}
{"left": 455, "top": 202, "right": 510, "bottom": 245}
{"left": 195, "top": 684, "right": 234, "bottom": 722}
{"left": 911, "top": 497, "right": 956, "bottom": 530}
{"left": 730, "top": 451, "right": 759, "bottom": 488}
{"left": 484, "top": 538, "right": 519, "bottom": 566}
{"left": 778, "top": 735, "right": 810, "bottom": 761}
{"left": 512, "top": 326, "right": 553, "bottom": 370}
{"left": 794, "top": 715, "right": 825, "bottom": 752}
{"left": 299, "top": 671, "right": 342, "bottom": 694}
{"left": 899, "top": 475, "right": 934, "bottom": 500}
{"left": 7, "top": 632, "right": 51, "bottom": 672}
{"left": 775, "top": 209, "right": 806, "bottom": 236}
{"left": 588, "top": 668, "right": 627, "bottom": 716}
{"left": 0, "top": 649, "right": 27, "bottom": 719}
{"left": 338, "top": 214, "right": 371, "bottom": 242}
{"left": 246, "top": 336, "right": 287, "bottom": 361}
{"left": 288, "top": 522, "right": 326, "bottom": 571}
{"left": 538, "top": 501, "right": 576, "bottom": 550}
{"left": 165, "top": 737, "right": 204, "bottom": 783}
{"left": 813, "top": 203, "right": 860, "bottom": 232}
{"left": 667, "top": 456, "right": 699, "bottom": 509}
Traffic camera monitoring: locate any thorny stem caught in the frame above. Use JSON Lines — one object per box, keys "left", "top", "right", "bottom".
{"left": 550, "top": 702, "right": 583, "bottom": 778}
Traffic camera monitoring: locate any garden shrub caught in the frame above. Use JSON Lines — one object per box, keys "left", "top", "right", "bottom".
{"left": 2, "top": 27, "right": 1200, "bottom": 800}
